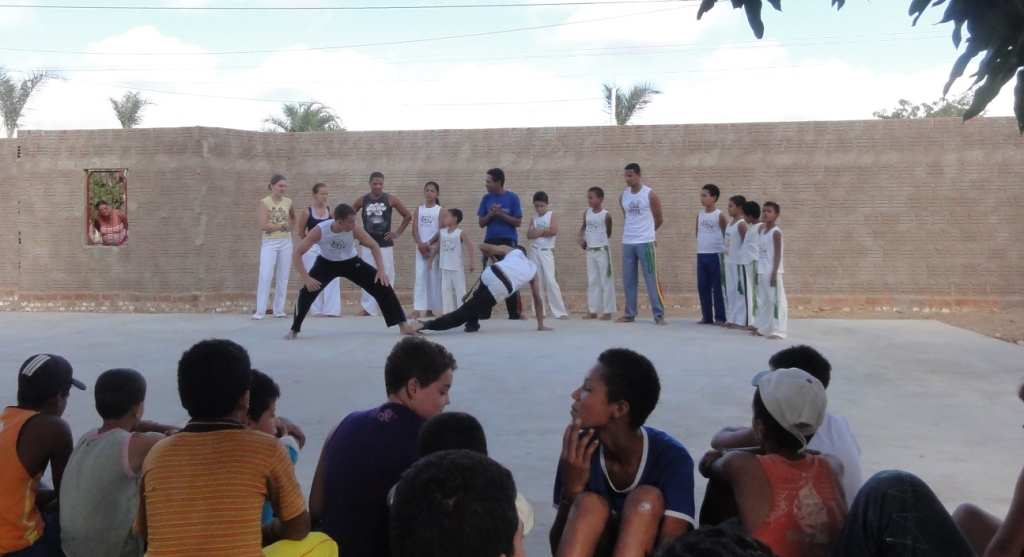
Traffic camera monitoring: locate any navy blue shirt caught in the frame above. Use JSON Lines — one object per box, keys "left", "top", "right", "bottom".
{"left": 477, "top": 190, "right": 523, "bottom": 242}
{"left": 553, "top": 426, "right": 696, "bottom": 526}
{"left": 321, "top": 403, "right": 425, "bottom": 557}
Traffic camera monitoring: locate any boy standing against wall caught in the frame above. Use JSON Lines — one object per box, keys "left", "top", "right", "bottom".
{"left": 754, "top": 202, "right": 787, "bottom": 339}
{"left": 528, "top": 191, "right": 569, "bottom": 319}
{"left": 695, "top": 184, "right": 728, "bottom": 325}
{"left": 578, "top": 187, "right": 615, "bottom": 320}
{"left": 723, "top": 195, "right": 751, "bottom": 328}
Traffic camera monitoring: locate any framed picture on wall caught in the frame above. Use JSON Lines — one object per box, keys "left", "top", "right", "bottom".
{"left": 85, "top": 169, "right": 129, "bottom": 246}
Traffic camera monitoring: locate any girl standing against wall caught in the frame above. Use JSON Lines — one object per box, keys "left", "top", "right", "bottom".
{"left": 254, "top": 174, "right": 295, "bottom": 320}
{"left": 295, "top": 182, "right": 342, "bottom": 317}
{"left": 412, "top": 181, "right": 443, "bottom": 318}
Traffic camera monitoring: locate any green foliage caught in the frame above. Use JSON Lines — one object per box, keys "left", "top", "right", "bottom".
{"left": 873, "top": 93, "right": 977, "bottom": 119}
{"left": 603, "top": 82, "right": 661, "bottom": 125}
{"left": 89, "top": 172, "right": 126, "bottom": 215}
{"left": 110, "top": 91, "right": 152, "bottom": 129}
{"left": 0, "top": 69, "right": 56, "bottom": 138}
{"left": 695, "top": 0, "right": 1024, "bottom": 133}
{"left": 264, "top": 101, "right": 344, "bottom": 132}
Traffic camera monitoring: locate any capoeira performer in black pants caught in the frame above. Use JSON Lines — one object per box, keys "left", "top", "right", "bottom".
{"left": 288, "top": 203, "right": 418, "bottom": 338}
{"left": 417, "top": 243, "right": 552, "bottom": 333}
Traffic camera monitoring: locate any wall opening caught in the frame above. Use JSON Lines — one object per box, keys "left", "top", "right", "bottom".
{"left": 86, "top": 169, "right": 129, "bottom": 246}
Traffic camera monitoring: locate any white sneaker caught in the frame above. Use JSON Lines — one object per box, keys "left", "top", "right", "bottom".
{"left": 251, "top": 314, "right": 264, "bottom": 320}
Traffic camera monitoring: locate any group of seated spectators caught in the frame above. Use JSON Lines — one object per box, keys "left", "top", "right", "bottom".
{"left": 2, "top": 338, "right": 1021, "bottom": 557}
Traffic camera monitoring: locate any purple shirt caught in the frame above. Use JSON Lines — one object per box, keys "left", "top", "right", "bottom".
{"left": 321, "top": 403, "right": 424, "bottom": 557}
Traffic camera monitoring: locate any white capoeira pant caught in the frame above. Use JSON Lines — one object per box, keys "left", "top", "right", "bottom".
{"left": 359, "top": 245, "right": 395, "bottom": 316}
{"left": 301, "top": 244, "right": 341, "bottom": 316}
{"left": 586, "top": 246, "right": 616, "bottom": 315}
{"left": 413, "top": 251, "right": 442, "bottom": 313}
{"left": 725, "top": 262, "right": 754, "bottom": 327}
{"left": 755, "top": 272, "right": 787, "bottom": 338}
{"left": 440, "top": 268, "right": 467, "bottom": 314}
{"left": 255, "top": 237, "right": 293, "bottom": 317}
{"left": 528, "top": 247, "right": 568, "bottom": 318}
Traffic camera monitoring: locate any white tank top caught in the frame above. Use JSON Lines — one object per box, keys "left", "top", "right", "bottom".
{"left": 316, "top": 220, "right": 358, "bottom": 261}
{"left": 724, "top": 220, "right": 744, "bottom": 264}
{"left": 757, "top": 226, "right": 784, "bottom": 274}
{"left": 417, "top": 204, "right": 442, "bottom": 244}
{"left": 439, "top": 228, "right": 463, "bottom": 271}
{"left": 697, "top": 209, "right": 725, "bottom": 254}
{"left": 531, "top": 211, "right": 555, "bottom": 249}
{"left": 584, "top": 209, "right": 609, "bottom": 248}
{"left": 621, "top": 185, "right": 656, "bottom": 244}
{"left": 742, "top": 222, "right": 761, "bottom": 264}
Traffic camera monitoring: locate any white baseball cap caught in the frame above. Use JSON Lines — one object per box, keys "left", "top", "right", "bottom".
{"left": 751, "top": 368, "right": 827, "bottom": 451}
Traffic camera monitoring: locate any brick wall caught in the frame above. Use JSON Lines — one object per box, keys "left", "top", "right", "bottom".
{"left": 5, "top": 119, "right": 1023, "bottom": 313}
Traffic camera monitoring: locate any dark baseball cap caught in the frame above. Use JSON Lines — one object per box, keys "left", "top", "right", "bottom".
{"left": 18, "top": 354, "right": 86, "bottom": 403}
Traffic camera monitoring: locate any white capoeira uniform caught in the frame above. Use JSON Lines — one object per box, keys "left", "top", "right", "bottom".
{"left": 755, "top": 225, "right": 787, "bottom": 338}
{"left": 413, "top": 204, "right": 443, "bottom": 313}
{"left": 438, "top": 227, "right": 467, "bottom": 313}
{"left": 301, "top": 206, "right": 342, "bottom": 317}
{"left": 583, "top": 208, "right": 616, "bottom": 315}
{"left": 724, "top": 220, "right": 752, "bottom": 327}
{"left": 528, "top": 211, "right": 568, "bottom": 318}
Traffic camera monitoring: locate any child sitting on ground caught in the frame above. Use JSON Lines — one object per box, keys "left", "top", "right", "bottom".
{"left": 551, "top": 348, "right": 696, "bottom": 557}
{"left": 246, "top": 369, "right": 303, "bottom": 526}
{"left": 701, "top": 368, "right": 846, "bottom": 557}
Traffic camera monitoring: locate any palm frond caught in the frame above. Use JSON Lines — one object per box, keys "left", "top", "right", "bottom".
{"left": 264, "top": 101, "right": 344, "bottom": 132}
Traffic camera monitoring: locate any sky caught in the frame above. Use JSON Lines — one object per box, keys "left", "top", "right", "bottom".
{"left": 3, "top": 0, "right": 1016, "bottom": 132}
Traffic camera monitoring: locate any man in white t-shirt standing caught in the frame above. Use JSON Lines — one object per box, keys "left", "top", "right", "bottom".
{"left": 418, "top": 244, "right": 552, "bottom": 334}
{"left": 617, "top": 163, "right": 667, "bottom": 325}
{"left": 706, "top": 345, "right": 864, "bottom": 508}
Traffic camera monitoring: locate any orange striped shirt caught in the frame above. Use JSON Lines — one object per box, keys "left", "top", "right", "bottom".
{"left": 140, "top": 428, "right": 306, "bottom": 557}
{"left": 0, "top": 407, "right": 44, "bottom": 554}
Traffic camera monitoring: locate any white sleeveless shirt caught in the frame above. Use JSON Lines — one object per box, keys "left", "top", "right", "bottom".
{"left": 439, "top": 228, "right": 463, "bottom": 271}
{"left": 531, "top": 211, "right": 555, "bottom": 249}
{"left": 417, "top": 204, "right": 442, "bottom": 244}
{"left": 697, "top": 209, "right": 725, "bottom": 254}
{"left": 757, "top": 226, "right": 784, "bottom": 275}
{"left": 584, "top": 208, "right": 609, "bottom": 248}
{"left": 621, "top": 185, "right": 656, "bottom": 244}
{"left": 724, "top": 220, "right": 745, "bottom": 264}
{"left": 742, "top": 222, "right": 761, "bottom": 265}
{"left": 316, "top": 220, "right": 358, "bottom": 261}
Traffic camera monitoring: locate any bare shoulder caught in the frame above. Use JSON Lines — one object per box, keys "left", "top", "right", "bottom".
{"left": 25, "top": 413, "right": 72, "bottom": 440}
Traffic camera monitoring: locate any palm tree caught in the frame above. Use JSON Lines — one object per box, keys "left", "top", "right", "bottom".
{"left": 264, "top": 101, "right": 344, "bottom": 132}
{"left": 0, "top": 69, "right": 56, "bottom": 138}
{"left": 110, "top": 91, "right": 153, "bottom": 129}
{"left": 603, "top": 82, "right": 661, "bottom": 126}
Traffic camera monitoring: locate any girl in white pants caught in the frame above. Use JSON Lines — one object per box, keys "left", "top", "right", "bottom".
{"left": 254, "top": 174, "right": 295, "bottom": 319}
{"left": 527, "top": 191, "right": 568, "bottom": 319}
{"left": 437, "top": 209, "right": 475, "bottom": 313}
{"left": 296, "top": 183, "right": 341, "bottom": 317}
{"left": 412, "top": 181, "right": 443, "bottom": 317}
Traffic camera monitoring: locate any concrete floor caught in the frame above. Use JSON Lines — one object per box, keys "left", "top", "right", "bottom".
{"left": 1, "top": 313, "right": 1021, "bottom": 555}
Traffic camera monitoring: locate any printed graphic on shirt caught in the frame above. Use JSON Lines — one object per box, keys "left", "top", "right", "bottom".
{"left": 420, "top": 213, "right": 436, "bottom": 226}
{"left": 365, "top": 202, "right": 388, "bottom": 230}
{"left": 269, "top": 206, "right": 288, "bottom": 226}
{"left": 441, "top": 235, "right": 459, "bottom": 254}
{"left": 699, "top": 217, "right": 718, "bottom": 234}
{"left": 626, "top": 199, "right": 644, "bottom": 217}
{"left": 329, "top": 238, "right": 350, "bottom": 252}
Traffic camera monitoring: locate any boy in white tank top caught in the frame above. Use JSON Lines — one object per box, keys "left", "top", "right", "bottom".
{"left": 696, "top": 184, "right": 728, "bottom": 325}
{"left": 739, "top": 200, "right": 761, "bottom": 330}
{"left": 527, "top": 191, "right": 569, "bottom": 319}
{"left": 577, "top": 186, "right": 616, "bottom": 319}
{"left": 754, "top": 201, "right": 787, "bottom": 339}
{"left": 723, "top": 195, "right": 752, "bottom": 328}
{"left": 436, "top": 209, "right": 475, "bottom": 313}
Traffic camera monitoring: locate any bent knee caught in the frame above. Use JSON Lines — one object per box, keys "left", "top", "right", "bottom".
{"left": 624, "top": 486, "right": 666, "bottom": 515}
{"left": 952, "top": 503, "right": 985, "bottom": 525}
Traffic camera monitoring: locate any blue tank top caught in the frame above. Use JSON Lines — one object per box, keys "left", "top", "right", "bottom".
{"left": 306, "top": 206, "right": 331, "bottom": 232}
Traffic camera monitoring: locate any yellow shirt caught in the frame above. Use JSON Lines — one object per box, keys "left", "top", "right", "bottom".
{"left": 263, "top": 196, "right": 293, "bottom": 239}
{"left": 141, "top": 428, "right": 306, "bottom": 557}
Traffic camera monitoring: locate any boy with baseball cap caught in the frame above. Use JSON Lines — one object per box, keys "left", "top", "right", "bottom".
{"left": 1, "top": 354, "right": 84, "bottom": 556}
{"left": 700, "top": 368, "right": 847, "bottom": 557}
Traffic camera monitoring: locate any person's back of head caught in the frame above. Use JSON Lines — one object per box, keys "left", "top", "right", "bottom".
{"left": 417, "top": 412, "right": 487, "bottom": 457}
{"left": 16, "top": 353, "right": 85, "bottom": 415}
{"left": 742, "top": 201, "right": 761, "bottom": 221}
{"left": 599, "top": 348, "right": 660, "bottom": 429}
{"left": 655, "top": 527, "right": 776, "bottom": 557}
{"left": 752, "top": 368, "right": 827, "bottom": 452}
{"left": 768, "top": 345, "right": 831, "bottom": 389}
{"left": 95, "top": 368, "right": 147, "bottom": 422}
{"left": 391, "top": 450, "right": 520, "bottom": 557}
{"left": 177, "top": 339, "right": 252, "bottom": 421}
{"left": 449, "top": 208, "right": 464, "bottom": 224}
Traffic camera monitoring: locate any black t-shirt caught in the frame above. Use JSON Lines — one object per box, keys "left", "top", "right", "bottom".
{"left": 361, "top": 193, "right": 394, "bottom": 247}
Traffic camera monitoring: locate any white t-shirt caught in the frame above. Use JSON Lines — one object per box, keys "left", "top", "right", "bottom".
{"left": 482, "top": 249, "right": 537, "bottom": 301}
{"left": 531, "top": 211, "right": 555, "bottom": 249}
{"left": 417, "top": 204, "right": 442, "bottom": 244}
{"left": 697, "top": 209, "right": 725, "bottom": 254}
{"left": 316, "top": 220, "right": 358, "bottom": 262}
{"left": 439, "top": 228, "right": 463, "bottom": 271}
{"left": 584, "top": 208, "right": 609, "bottom": 248}
{"left": 808, "top": 412, "right": 863, "bottom": 508}
{"left": 724, "top": 220, "right": 746, "bottom": 264}
{"left": 757, "top": 226, "right": 784, "bottom": 275}
{"left": 621, "top": 185, "right": 656, "bottom": 245}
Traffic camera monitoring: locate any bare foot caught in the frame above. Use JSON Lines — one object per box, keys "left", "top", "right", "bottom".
{"left": 600, "top": 314, "right": 613, "bottom": 321}
{"left": 615, "top": 316, "right": 635, "bottom": 323}
{"left": 752, "top": 330, "right": 763, "bottom": 337}
{"left": 359, "top": 310, "right": 371, "bottom": 317}
{"left": 284, "top": 331, "right": 299, "bottom": 340}
{"left": 400, "top": 321, "right": 422, "bottom": 336}
{"left": 582, "top": 313, "right": 597, "bottom": 320}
